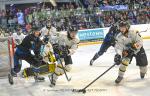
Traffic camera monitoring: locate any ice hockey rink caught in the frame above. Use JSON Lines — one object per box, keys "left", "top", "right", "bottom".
{"left": 0, "top": 39, "right": 150, "bottom": 96}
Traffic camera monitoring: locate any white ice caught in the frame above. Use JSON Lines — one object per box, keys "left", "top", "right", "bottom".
{"left": 0, "top": 40, "right": 150, "bottom": 96}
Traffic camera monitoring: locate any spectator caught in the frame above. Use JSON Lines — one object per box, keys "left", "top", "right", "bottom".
{"left": 16, "top": 9, "right": 25, "bottom": 26}
{"left": 25, "top": 23, "right": 32, "bottom": 33}
{"left": 0, "top": 1, "right": 150, "bottom": 32}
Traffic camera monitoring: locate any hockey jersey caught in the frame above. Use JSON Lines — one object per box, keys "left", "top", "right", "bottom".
{"left": 115, "top": 29, "right": 143, "bottom": 56}
{"left": 40, "top": 26, "right": 57, "bottom": 43}
{"left": 56, "top": 32, "right": 80, "bottom": 55}
{"left": 12, "top": 33, "right": 25, "bottom": 45}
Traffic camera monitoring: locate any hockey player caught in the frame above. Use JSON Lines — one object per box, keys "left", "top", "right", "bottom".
{"left": 114, "top": 21, "right": 148, "bottom": 84}
{"left": 12, "top": 27, "right": 25, "bottom": 46}
{"left": 40, "top": 20, "right": 57, "bottom": 55}
{"left": 90, "top": 23, "right": 120, "bottom": 66}
{"left": 40, "top": 20, "right": 57, "bottom": 44}
{"left": 11, "top": 27, "right": 46, "bottom": 81}
{"left": 48, "top": 26, "right": 80, "bottom": 87}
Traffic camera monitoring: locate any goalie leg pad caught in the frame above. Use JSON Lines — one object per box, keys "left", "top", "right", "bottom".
{"left": 22, "top": 63, "right": 56, "bottom": 77}
{"left": 48, "top": 51, "right": 56, "bottom": 63}
{"left": 23, "top": 67, "right": 34, "bottom": 77}
{"left": 49, "top": 63, "right": 56, "bottom": 73}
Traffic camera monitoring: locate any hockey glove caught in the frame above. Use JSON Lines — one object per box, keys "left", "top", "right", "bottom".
{"left": 59, "top": 45, "right": 69, "bottom": 58}
{"left": 126, "top": 42, "right": 139, "bottom": 50}
{"left": 114, "top": 54, "right": 121, "bottom": 65}
{"left": 132, "top": 43, "right": 140, "bottom": 49}
{"left": 52, "top": 43, "right": 61, "bottom": 54}
{"left": 43, "top": 35, "right": 49, "bottom": 44}
{"left": 122, "top": 49, "right": 134, "bottom": 58}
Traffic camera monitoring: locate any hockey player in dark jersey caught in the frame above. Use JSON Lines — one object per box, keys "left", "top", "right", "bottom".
{"left": 90, "top": 23, "right": 120, "bottom": 66}
{"left": 11, "top": 27, "right": 46, "bottom": 81}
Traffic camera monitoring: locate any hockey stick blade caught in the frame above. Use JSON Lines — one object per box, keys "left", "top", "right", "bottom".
{"left": 72, "top": 89, "right": 86, "bottom": 94}
{"left": 140, "top": 27, "right": 150, "bottom": 33}
{"left": 67, "top": 77, "right": 71, "bottom": 81}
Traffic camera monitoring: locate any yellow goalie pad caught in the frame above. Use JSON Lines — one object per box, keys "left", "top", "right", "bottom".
{"left": 22, "top": 63, "right": 56, "bottom": 78}
{"left": 49, "top": 63, "right": 56, "bottom": 73}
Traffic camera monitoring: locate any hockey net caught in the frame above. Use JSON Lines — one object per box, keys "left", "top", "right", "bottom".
{"left": 0, "top": 38, "right": 13, "bottom": 77}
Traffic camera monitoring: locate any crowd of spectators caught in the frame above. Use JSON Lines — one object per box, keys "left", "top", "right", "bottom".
{"left": 0, "top": 0, "right": 149, "bottom": 34}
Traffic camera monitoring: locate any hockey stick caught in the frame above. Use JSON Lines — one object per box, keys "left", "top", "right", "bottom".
{"left": 50, "top": 44, "right": 71, "bottom": 82}
{"left": 57, "top": 54, "right": 71, "bottom": 82}
{"left": 139, "top": 27, "right": 150, "bottom": 33}
{"left": 73, "top": 63, "right": 116, "bottom": 93}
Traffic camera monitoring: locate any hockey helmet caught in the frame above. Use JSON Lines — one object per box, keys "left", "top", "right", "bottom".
{"left": 67, "top": 25, "right": 78, "bottom": 39}
{"left": 32, "top": 27, "right": 41, "bottom": 32}
{"left": 68, "top": 25, "right": 78, "bottom": 33}
{"left": 32, "top": 27, "right": 41, "bottom": 36}
{"left": 119, "top": 21, "right": 130, "bottom": 29}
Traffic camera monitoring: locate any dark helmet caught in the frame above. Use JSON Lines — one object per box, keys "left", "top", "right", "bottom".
{"left": 32, "top": 27, "right": 41, "bottom": 36}
{"left": 68, "top": 25, "right": 78, "bottom": 33}
{"left": 119, "top": 21, "right": 130, "bottom": 29}
{"left": 32, "top": 26, "right": 41, "bottom": 32}
{"left": 67, "top": 25, "right": 78, "bottom": 39}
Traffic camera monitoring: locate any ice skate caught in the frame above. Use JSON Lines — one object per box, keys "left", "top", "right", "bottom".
{"left": 90, "top": 59, "right": 94, "bottom": 66}
{"left": 115, "top": 76, "right": 123, "bottom": 84}
{"left": 48, "top": 73, "right": 56, "bottom": 87}
{"left": 140, "top": 72, "right": 146, "bottom": 79}
{"left": 10, "top": 69, "right": 17, "bottom": 77}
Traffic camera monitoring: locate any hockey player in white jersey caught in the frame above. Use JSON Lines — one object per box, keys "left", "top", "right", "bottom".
{"left": 12, "top": 27, "right": 25, "bottom": 46}
{"left": 40, "top": 20, "right": 57, "bottom": 43}
{"left": 48, "top": 26, "right": 80, "bottom": 87}
{"left": 114, "top": 21, "right": 148, "bottom": 84}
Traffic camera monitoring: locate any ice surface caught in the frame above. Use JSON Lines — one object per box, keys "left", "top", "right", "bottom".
{"left": 0, "top": 40, "right": 150, "bottom": 96}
